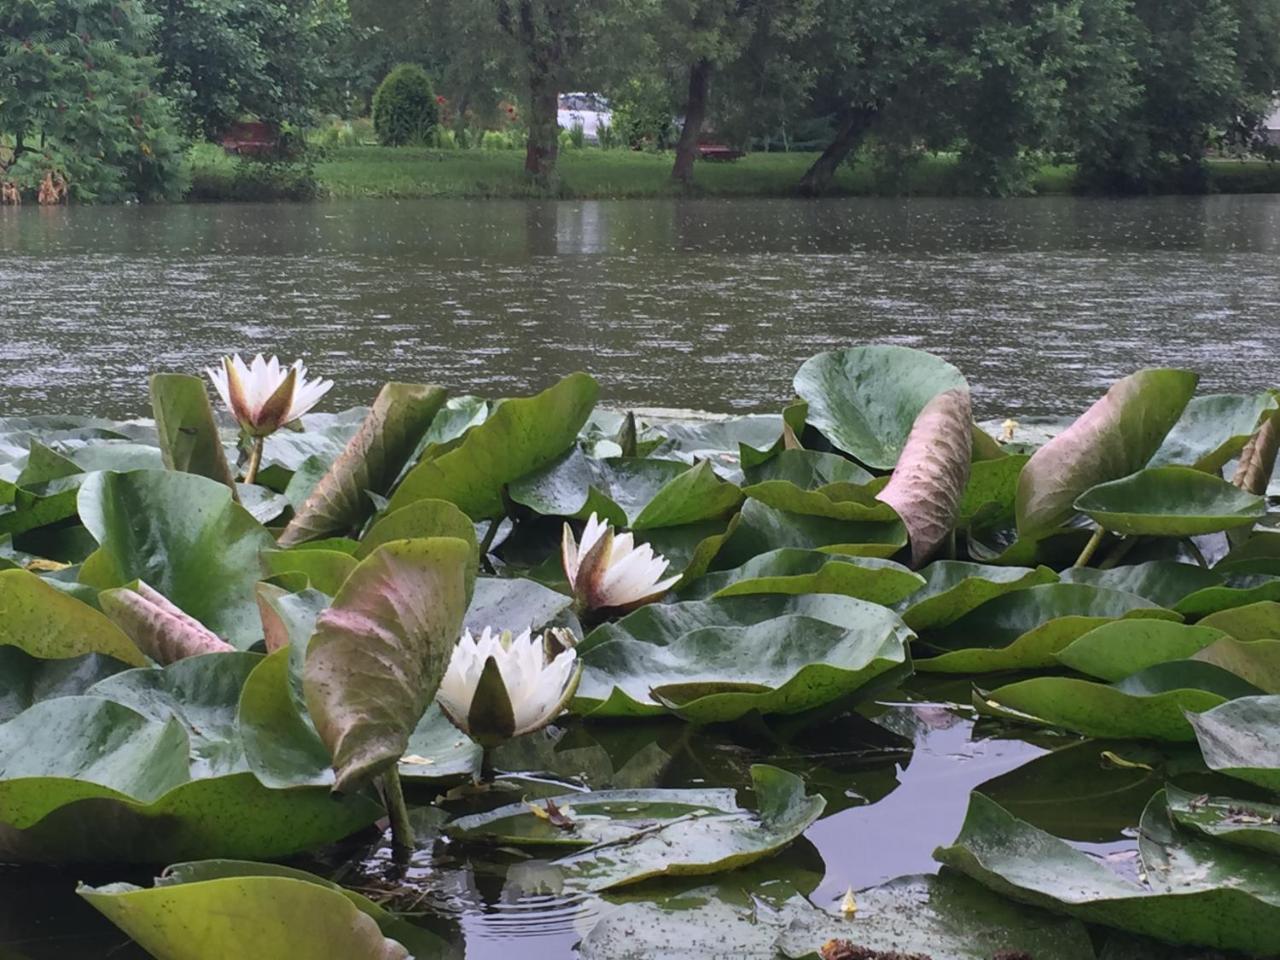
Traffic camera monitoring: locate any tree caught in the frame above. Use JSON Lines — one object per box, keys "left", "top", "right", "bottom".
{"left": 660, "top": 0, "right": 818, "bottom": 184}
{"left": 1076, "top": 0, "right": 1280, "bottom": 190}
{"left": 0, "top": 0, "right": 187, "bottom": 202}
{"left": 150, "top": 0, "right": 345, "bottom": 137}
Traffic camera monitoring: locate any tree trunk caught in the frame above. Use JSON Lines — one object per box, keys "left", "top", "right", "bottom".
{"left": 671, "top": 59, "right": 713, "bottom": 184}
{"left": 524, "top": 69, "right": 559, "bottom": 187}
{"left": 798, "top": 106, "right": 878, "bottom": 196}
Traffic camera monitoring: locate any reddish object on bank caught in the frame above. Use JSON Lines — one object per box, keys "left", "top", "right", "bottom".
{"left": 697, "top": 142, "right": 745, "bottom": 162}
{"left": 219, "top": 121, "right": 279, "bottom": 156}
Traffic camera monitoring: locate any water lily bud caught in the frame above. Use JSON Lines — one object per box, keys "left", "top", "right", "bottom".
{"left": 561, "top": 513, "right": 680, "bottom": 611}
{"left": 436, "top": 628, "right": 580, "bottom": 748}
{"left": 206, "top": 353, "right": 333, "bottom": 438}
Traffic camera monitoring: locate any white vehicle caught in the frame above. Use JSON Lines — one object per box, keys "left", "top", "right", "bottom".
{"left": 558, "top": 93, "right": 612, "bottom": 143}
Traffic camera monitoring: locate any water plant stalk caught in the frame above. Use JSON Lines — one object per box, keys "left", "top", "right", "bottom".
{"left": 382, "top": 767, "right": 414, "bottom": 861}
{"left": 1073, "top": 527, "right": 1106, "bottom": 568}
{"left": 243, "top": 436, "right": 265, "bottom": 485}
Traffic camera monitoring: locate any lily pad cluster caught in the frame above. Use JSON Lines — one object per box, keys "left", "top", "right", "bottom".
{"left": 1, "top": 343, "right": 1279, "bottom": 958}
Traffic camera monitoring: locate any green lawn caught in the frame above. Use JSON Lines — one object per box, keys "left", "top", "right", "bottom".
{"left": 186, "top": 142, "right": 1280, "bottom": 201}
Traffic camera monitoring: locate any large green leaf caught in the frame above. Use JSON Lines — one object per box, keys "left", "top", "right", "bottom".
{"left": 919, "top": 583, "right": 1178, "bottom": 673}
{"left": 1192, "top": 637, "right": 1280, "bottom": 692}
{"left": 875, "top": 387, "right": 972, "bottom": 566}
{"left": 150, "top": 373, "right": 239, "bottom": 493}
{"left": 397, "top": 703, "right": 481, "bottom": 783}
{"left": 977, "top": 661, "right": 1262, "bottom": 740}
{"left": 682, "top": 549, "right": 925, "bottom": 607}
{"left": 935, "top": 793, "right": 1280, "bottom": 955}
{"left": 262, "top": 548, "right": 357, "bottom": 596}
{"left": 238, "top": 647, "right": 334, "bottom": 789}
{"left": 1055, "top": 620, "right": 1230, "bottom": 681}
{"left": 356, "top": 498, "right": 477, "bottom": 561}
{"left": 279, "top": 383, "right": 447, "bottom": 545}
{"left": 957, "top": 454, "right": 1028, "bottom": 530}
{"left": 549, "top": 765, "right": 824, "bottom": 891}
{"left": 1016, "top": 369, "right": 1198, "bottom": 539}
{"left": 304, "top": 538, "right": 472, "bottom": 792}
{"left": 87, "top": 653, "right": 261, "bottom": 778}
{"left": 387, "top": 373, "right": 599, "bottom": 519}
{"left": 714, "top": 499, "right": 908, "bottom": 565}
{"left": 776, "top": 872, "right": 1097, "bottom": 960}
{"left": 1187, "top": 695, "right": 1280, "bottom": 791}
{"left": 77, "top": 470, "right": 275, "bottom": 647}
{"left": 793, "top": 345, "right": 968, "bottom": 469}
{"left": 741, "top": 448, "right": 873, "bottom": 489}
{"left": 1199, "top": 600, "right": 1280, "bottom": 640}
{"left": 1174, "top": 575, "right": 1280, "bottom": 619}
{"left": 448, "top": 786, "right": 740, "bottom": 848}
{"left": 0, "top": 648, "right": 128, "bottom": 722}
{"left": 1149, "top": 392, "right": 1279, "bottom": 472}
{"left": 1061, "top": 561, "right": 1221, "bottom": 608}
{"left": 1165, "top": 784, "right": 1280, "bottom": 857}
{"left": 898, "top": 560, "right": 1058, "bottom": 632}
{"left": 463, "top": 576, "right": 572, "bottom": 635}
{"left": 0, "top": 568, "right": 144, "bottom": 665}
{"left": 1075, "top": 467, "right": 1265, "bottom": 537}
{"left": 80, "top": 870, "right": 415, "bottom": 960}
{"left": 575, "top": 594, "right": 911, "bottom": 722}
{"left": 741, "top": 480, "right": 897, "bottom": 523}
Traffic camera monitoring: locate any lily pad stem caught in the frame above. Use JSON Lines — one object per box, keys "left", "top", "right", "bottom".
{"left": 1073, "top": 527, "right": 1106, "bottom": 568}
{"left": 479, "top": 747, "right": 498, "bottom": 783}
{"left": 382, "top": 766, "right": 414, "bottom": 861}
{"left": 478, "top": 517, "right": 500, "bottom": 574}
{"left": 243, "top": 436, "right": 265, "bottom": 486}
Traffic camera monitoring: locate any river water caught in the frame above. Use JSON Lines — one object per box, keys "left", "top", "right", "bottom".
{"left": 2, "top": 196, "right": 1279, "bottom": 420}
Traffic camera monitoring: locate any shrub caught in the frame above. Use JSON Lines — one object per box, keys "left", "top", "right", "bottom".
{"left": 597, "top": 123, "right": 618, "bottom": 150}
{"left": 568, "top": 123, "right": 586, "bottom": 149}
{"left": 432, "top": 127, "right": 458, "bottom": 149}
{"left": 371, "top": 65, "right": 439, "bottom": 146}
{"left": 480, "top": 130, "right": 521, "bottom": 150}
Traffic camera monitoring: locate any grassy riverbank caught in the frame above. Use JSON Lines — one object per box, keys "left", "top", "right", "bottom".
{"left": 186, "top": 142, "right": 1280, "bottom": 201}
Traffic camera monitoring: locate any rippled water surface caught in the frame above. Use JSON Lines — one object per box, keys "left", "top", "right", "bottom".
{"left": 3, "top": 196, "right": 1280, "bottom": 419}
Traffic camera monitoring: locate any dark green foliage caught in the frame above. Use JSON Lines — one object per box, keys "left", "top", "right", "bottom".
{"left": 0, "top": 0, "right": 188, "bottom": 202}
{"left": 371, "top": 64, "right": 439, "bottom": 146}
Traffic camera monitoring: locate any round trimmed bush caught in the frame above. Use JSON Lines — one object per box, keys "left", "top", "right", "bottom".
{"left": 372, "top": 64, "right": 439, "bottom": 146}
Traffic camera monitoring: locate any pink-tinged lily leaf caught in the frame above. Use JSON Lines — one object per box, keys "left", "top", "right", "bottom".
{"left": 278, "top": 383, "right": 448, "bottom": 546}
{"left": 304, "top": 537, "right": 472, "bottom": 793}
{"left": 876, "top": 389, "right": 973, "bottom": 567}
{"left": 1233, "top": 409, "right": 1280, "bottom": 496}
{"left": 99, "top": 581, "right": 236, "bottom": 664}
{"left": 1015, "top": 369, "right": 1198, "bottom": 540}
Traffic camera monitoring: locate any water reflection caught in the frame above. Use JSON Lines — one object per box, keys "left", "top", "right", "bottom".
{"left": 3, "top": 197, "right": 1280, "bottom": 420}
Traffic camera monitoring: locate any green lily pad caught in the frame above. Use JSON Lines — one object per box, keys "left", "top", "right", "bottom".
{"left": 977, "top": 661, "right": 1263, "bottom": 740}
{"left": 550, "top": 765, "right": 824, "bottom": 891}
{"left": 0, "top": 647, "right": 129, "bottom": 722}
{"left": 935, "top": 793, "right": 1280, "bottom": 955}
{"left": 1056, "top": 621, "right": 1230, "bottom": 681}
{"left": 683, "top": 549, "right": 924, "bottom": 606}
{"left": 898, "top": 560, "right": 1058, "bottom": 632}
{"left": 356, "top": 498, "right": 478, "bottom": 563}
{"left": 715, "top": 499, "right": 908, "bottom": 565}
{"left": 238, "top": 647, "right": 334, "bottom": 789}
{"left": 447, "top": 786, "right": 740, "bottom": 848}
{"left": 262, "top": 548, "right": 356, "bottom": 596}
{"left": 149, "top": 373, "right": 238, "bottom": 492}
{"left": 1187, "top": 696, "right": 1280, "bottom": 791}
{"left": 1075, "top": 467, "right": 1265, "bottom": 537}
{"left": 1149, "top": 392, "right": 1279, "bottom": 472}
{"left": 957, "top": 454, "right": 1028, "bottom": 530}
{"left": 1165, "top": 784, "right": 1280, "bottom": 857}
{"left": 742, "top": 480, "right": 898, "bottom": 523}
{"left": 80, "top": 867, "right": 418, "bottom": 959}
{"left": 741, "top": 448, "right": 873, "bottom": 489}
{"left": 0, "top": 568, "right": 145, "bottom": 665}
{"left": 1199, "top": 601, "right": 1280, "bottom": 640}
{"left": 388, "top": 373, "right": 599, "bottom": 519}
{"left": 1192, "top": 637, "right": 1280, "bottom": 693}
{"left": 87, "top": 653, "right": 263, "bottom": 778}
{"left": 463, "top": 576, "right": 572, "bottom": 635}
{"left": 1174, "top": 575, "right": 1280, "bottom": 619}
{"left": 793, "top": 345, "right": 968, "bottom": 470}
{"left": 919, "top": 583, "right": 1178, "bottom": 673}
{"left": 575, "top": 594, "right": 911, "bottom": 722}
{"left": 1016, "top": 368, "right": 1198, "bottom": 539}
{"left": 776, "top": 871, "right": 1097, "bottom": 960}
{"left": 397, "top": 704, "right": 481, "bottom": 783}
{"left": 77, "top": 470, "right": 275, "bottom": 647}
{"left": 1061, "top": 561, "right": 1222, "bottom": 609}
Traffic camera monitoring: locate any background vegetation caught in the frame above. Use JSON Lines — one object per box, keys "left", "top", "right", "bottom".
{"left": 4, "top": 0, "right": 1280, "bottom": 201}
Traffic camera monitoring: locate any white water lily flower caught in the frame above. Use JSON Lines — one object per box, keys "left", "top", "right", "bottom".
{"left": 562, "top": 513, "right": 680, "bottom": 611}
{"left": 435, "top": 628, "right": 580, "bottom": 746}
{"left": 205, "top": 353, "right": 333, "bottom": 437}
